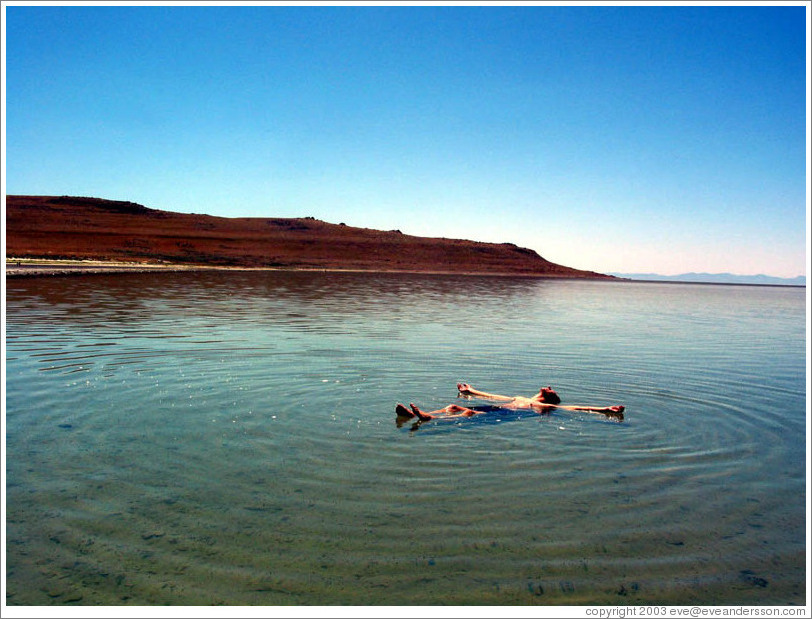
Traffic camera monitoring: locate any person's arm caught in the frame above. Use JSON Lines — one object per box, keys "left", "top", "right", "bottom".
{"left": 564, "top": 405, "right": 619, "bottom": 412}
{"left": 457, "top": 383, "right": 514, "bottom": 402}
{"left": 557, "top": 405, "right": 625, "bottom": 415}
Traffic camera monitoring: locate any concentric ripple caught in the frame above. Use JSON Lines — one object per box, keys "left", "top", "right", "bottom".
{"left": 5, "top": 272, "right": 806, "bottom": 605}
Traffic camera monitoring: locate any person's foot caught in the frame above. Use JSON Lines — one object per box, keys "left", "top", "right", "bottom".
{"left": 409, "top": 403, "right": 433, "bottom": 421}
{"left": 396, "top": 403, "right": 415, "bottom": 418}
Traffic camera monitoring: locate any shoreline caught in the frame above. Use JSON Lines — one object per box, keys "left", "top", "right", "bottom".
{"left": 6, "top": 260, "right": 802, "bottom": 288}
{"left": 5, "top": 259, "right": 607, "bottom": 280}
{"left": 6, "top": 260, "right": 231, "bottom": 278}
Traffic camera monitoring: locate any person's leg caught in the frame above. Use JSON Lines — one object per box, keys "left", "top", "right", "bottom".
{"left": 441, "top": 404, "right": 480, "bottom": 417}
{"left": 417, "top": 403, "right": 484, "bottom": 418}
{"left": 396, "top": 402, "right": 445, "bottom": 421}
{"left": 407, "top": 403, "right": 435, "bottom": 421}
{"left": 397, "top": 402, "right": 482, "bottom": 421}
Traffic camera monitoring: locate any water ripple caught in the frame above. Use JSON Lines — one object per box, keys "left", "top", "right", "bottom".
{"left": 5, "top": 273, "right": 805, "bottom": 605}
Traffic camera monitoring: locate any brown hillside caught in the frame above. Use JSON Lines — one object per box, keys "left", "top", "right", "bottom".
{"left": 5, "top": 195, "right": 610, "bottom": 277}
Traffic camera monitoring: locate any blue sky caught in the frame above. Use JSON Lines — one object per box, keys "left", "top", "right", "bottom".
{"left": 3, "top": 3, "right": 808, "bottom": 277}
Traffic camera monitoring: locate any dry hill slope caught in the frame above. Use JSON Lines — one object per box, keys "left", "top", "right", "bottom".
{"left": 6, "top": 195, "right": 611, "bottom": 277}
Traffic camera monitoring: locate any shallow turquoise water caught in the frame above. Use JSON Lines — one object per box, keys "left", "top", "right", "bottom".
{"left": 4, "top": 271, "right": 807, "bottom": 605}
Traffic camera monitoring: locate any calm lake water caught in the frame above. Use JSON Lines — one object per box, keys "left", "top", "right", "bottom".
{"left": 4, "top": 271, "right": 807, "bottom": 606}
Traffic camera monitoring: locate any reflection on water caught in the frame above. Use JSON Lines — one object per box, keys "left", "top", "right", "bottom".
{"left": 5, "top": 271, "right": 807, "bottom": 605}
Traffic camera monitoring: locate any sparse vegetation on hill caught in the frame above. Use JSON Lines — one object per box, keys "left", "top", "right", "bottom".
{"left": 6, "top": 195, "right": 611, "bottom": 278}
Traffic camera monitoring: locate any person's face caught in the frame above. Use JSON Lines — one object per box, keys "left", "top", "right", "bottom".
{"left": 538, "top": 386, "right": 557, "bottom": 401}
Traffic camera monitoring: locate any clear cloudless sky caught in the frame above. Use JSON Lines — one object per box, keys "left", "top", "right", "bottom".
{"left": 3, "top": 3, "right": 809, "bottom": 277}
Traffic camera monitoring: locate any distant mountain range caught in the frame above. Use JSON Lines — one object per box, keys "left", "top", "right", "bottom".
{"left": 608, "top": 272, "right": 806, "bottom": 286}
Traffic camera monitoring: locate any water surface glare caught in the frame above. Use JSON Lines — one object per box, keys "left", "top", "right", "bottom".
{"left": 5, "top": 271, "right": 807, "bottom": 605}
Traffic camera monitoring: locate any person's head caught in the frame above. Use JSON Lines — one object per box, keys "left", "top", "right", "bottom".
{"left": 538, "top": 386, "right": 561, "bottom": 404}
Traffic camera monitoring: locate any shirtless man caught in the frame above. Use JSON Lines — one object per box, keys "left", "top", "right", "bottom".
{"left": 396, "top": 382, "right": 625, "bottom": 421}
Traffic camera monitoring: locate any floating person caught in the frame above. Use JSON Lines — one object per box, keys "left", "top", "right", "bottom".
{"left": 396, "top": 382, "right": 625, "bottom": 422}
